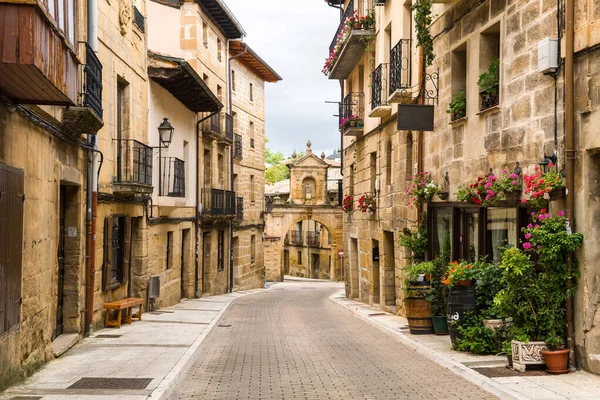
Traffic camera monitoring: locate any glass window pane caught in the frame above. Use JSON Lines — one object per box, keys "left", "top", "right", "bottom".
{"left": 464, "top": 212, "right": 479, "bottom": 262}
{"left": 67, "top": 0, "right": 74, "bottom": 44}
{"left": 486, "top": 208, "right": 517, "bottom": 263}
{"left": 57, "top": 0, "right": 64, "bottom": 32}
{"left": 433, "top": 208, "right": 453, "bottom": 260}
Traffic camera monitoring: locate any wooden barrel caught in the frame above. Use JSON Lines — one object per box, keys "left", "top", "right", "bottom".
{"left": 405, "top": 297, "right": 433, "bottom": 335}
{"left": 447, "top": 285, "right": 477, "bottom": 344}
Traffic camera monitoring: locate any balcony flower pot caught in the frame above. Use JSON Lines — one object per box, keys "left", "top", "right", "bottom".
{"left": 504, "top": 190, "right": 521, "bottom": 203}
{"left": 549, "top": 187, "right": 566, "bottom": 201}
{"left": 349, "top": 120, "right": 357, "bottom": 128}
{"left": 541, "top": 349, "right": 569, "bottom": 374}
{"left": 356, "top": 120, "right": 364, "bottom": 128}
{"left": 437, "top": 191, "right": 449, "bottom": 200}
{"left": 431, "top": 315, "right": 449, "bottom": 335}
{"left": 511, "top": 340, "right": 547, "bottom": 372}
{"left": 482, "top": 317, "right": 512, "bottom": 331}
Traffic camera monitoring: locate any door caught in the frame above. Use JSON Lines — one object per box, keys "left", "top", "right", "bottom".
{"left": 283, "top": 250, "right": 289, "bottom": 275}
{"left": 181, "top": 229, "right": 190, "bottom": 299}
{"left": 311, "top": 254, "right": 320, "bottom": 279}
{"left": 54, "top": 186, "right": 66, "bottom": 340}
{"left": 202, "top": 232, "right": 211, "bottom": 294}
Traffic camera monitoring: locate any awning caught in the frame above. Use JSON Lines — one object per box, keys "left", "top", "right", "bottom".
{"left": 198, "top": 0, "right": 245, "bottom": 39}
{"left": 229, "top": 41, "right": 282, "bottom": 83}
{"left": 148, "top": 52, "right": 223, "bottom": 113}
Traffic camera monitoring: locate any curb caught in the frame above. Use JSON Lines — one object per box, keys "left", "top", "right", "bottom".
{"left": 149, "top": 289, "right": 266, "bottom": 400}
{"left": 329, "top": 290, "right": 529, "bottom": 400}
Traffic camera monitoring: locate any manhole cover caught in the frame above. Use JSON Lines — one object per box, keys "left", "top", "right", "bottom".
{"left": 95, "top": 334, "right": 122, "bottom": 339}
{"left": 472, "top": 366, "right": 547, "bottom": 378}
{"left": 217, "top": 324, "right": 232, "bottom": 328}
{"left": 68, "top": 377, "right": 153, "bottom": 390}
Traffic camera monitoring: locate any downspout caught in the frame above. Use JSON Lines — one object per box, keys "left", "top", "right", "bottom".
{"left": 85, "top": 0, "right": 98, "bottom": 336}
{"left": 195, "top": 111, "right": 219, "bottom": 297}
{"left": 565, "top": 0, "right": 576, "bottom": 371}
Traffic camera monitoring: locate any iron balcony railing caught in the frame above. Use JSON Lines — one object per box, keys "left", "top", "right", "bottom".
{"left": 341, "top": 92, "right": 365, "bottom": 122}
{"left": 225, "top": 113, "right": 234, "bottom": 141}
{"left": 160, "top": 157, "right": 185, "bottom": 197}
{"left": 114, "top": 139, "right": 153, "bottom": 186}
{"left": 371, "top": 63, "right": 388, "bottom": 110}
{"left": 201, "top": 188, "right": 236, "bottom": 216}
{"left": 329, "top": 0, "right": 374, "bottom": 53}
{"left": 306, "top": 232, "right": 320, "bottom": 247}
{"left": 202, "top": 112, "right": 222, "bottom": 135}
{"left": 389, "top": 39, "right": 412, "bottom": 96}
{"left": 84, "top": 43, "right": 103, "bottom": 119}
{"left": 236, "top": 197, "right": 243, "bottom": 220}
{"left": 289, "top": 230, "right": 303, "bottom": 245}
{"left": 133, "top": 6, "right": 145, "bottom": 33}
{"left": 234, "top": 134, "right": 243, "bottom": 159}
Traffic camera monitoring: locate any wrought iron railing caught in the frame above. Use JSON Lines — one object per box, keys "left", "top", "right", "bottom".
{"left": 201, "top": 188, "right": 236, "bottom": 216}
{"left": 341, "top": 92, "right": 365, "bottom": 122}
{"left": 84, "top": 44, "right": 103, "bottom": 119}
{"left": 306, "top": 232, "right": 320, "bottom": 247}
{"left": 289, "top": 230, "right": 303, "bottom": 245}
{"left": 225, "top": 113, "right": 234, "bottom": 141}
{"left": 203, "top": 112, "right": 221, "bottom": 135}
{"left": 389, "top": 39, "right": 412, "bottom": 96}
{"left": 329, "top": 0, "right": 355, "bottom": 53}
{"left": 133, "top": 6, "right": 145, "bottom": 33}
{"left": 160, "top": 157, "right": 185, "bottom": 197}
{"left": 114, "top": 139, "right": 153, "bottom": 186}
{"left": 371, "top": 63, "right": 388, "bottom": 110}
{"left": 329, "top": 0, "right": 375, "bottom": 53}
{"left": 234, "top": 134, "right": 243, "bottom": 159}
{"left": 236, "top": 197, "right": 243, "bottom": 220}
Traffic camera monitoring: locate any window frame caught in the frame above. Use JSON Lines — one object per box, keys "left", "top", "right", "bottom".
{"left": 217, "top": 230, "right": 225, "bottom": 271}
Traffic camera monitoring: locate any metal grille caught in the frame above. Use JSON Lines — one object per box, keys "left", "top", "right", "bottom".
{"left": 84, "top": 44, "right": 103, "bottom": 119}
{"left": 114, "top": 139, "right": 153, "bottom": 185}
{"left": 68, "top": 377, "right": 153, "bottom": 390}
{"left": 210, "top": 112, "right": 221, "bottom": 135}
{"left": 370, "top": 63, "right": 388, "bottom": 110}
{"left": 201, "top": 189, "right": 236, "bottom": 216}
{"left": 329, "top": 0, "right": 355, "bottom": 53}
{"left": 389, "top": 39, "right": 412, "bottom": 95}
{"left": 235, "top": 197, "right": 243, "bottom": 220}
{"left": 289, "top": 230, "right": 303, "bottom": 245}
{"left": 225, "top": 113, "right": 234, "bottom": 141}
{"left": 161, "top": 157, "right": 185, "bottom": 197}
{"left": 0, "top": 164, "right": 24, "bottom": 336}
{"left": 341, "top": 92, "right": 365, "bottom": 122}
{"left": 234, "top": 134, "right": 243, "bottom": 159}
{"left": 133, "top": 6, "right": 145, "bottom": 33}
{"left": 306, "top": 231, "right": 320, "bottom": 247}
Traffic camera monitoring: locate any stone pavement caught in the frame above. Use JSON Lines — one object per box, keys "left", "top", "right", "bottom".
{"left": 171, "top": 281, "right": 496, "bottom": 400}
{"left": 0, "top": 288, "right": 266, "bottom": 400}
{"left": 331, "top": 289, "right": 600, "bottom": 400}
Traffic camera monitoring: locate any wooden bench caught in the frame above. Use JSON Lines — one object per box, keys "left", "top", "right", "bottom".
{"left": 103, "top": 298, "right": 145, "bottom": 328}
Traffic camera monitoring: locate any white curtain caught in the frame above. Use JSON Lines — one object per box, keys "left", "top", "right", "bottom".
{"left": 487, "top": 208, "right": 517, "bottom": 263}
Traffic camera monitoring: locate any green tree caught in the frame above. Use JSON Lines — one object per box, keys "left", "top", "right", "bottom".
{"left": 264, "top": 138, "right": 290, "bottom": 184}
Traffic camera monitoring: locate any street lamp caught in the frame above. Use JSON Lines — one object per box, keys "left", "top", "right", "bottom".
{"left": 156, "top": 118, "right": 175, "bottom": 196}
{"left": 538, "top": 154, "right": 558, "bottom": 173}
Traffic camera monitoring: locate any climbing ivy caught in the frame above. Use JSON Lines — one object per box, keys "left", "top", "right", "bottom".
{"left": 412, "top": 0, "right": 435, "bottom": 67}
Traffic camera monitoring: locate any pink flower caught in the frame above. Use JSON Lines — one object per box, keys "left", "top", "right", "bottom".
{"left": 558, "top": 210, "right": 565, "bottom": 216}
{"left": 527, "top": 223, "right": 533, "bottom": 229}
{"left": 503, "top": 169, "right": 508, "bottom": 174}
{"left": 523, "top": 242, "right": 532, "bottom": 249}
{"left": 539, "top": 214, "right": 545, "bottom": 221}
{"left": 531, "top": 212, "right": 536, "bottom": 216}
{"left": 485, "top": 182, "right": 492, "bottom": 188}
{"left": 510, "top": 173, "right": 517, "bottom": 179}
{"left": 522, "top": 199, "right": 528, "bottom": 204}
{"left": 525, "top": 233, "right": 532, "bottom": 239}
{"left": 512, "top": 180, "right": 517, "bottom": 185}
{"left": 534, "top": 224, "right": 540, "bottom": 229}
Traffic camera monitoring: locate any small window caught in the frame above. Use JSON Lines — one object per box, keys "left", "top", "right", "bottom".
{"left": 232, "top": 70, "right": 236, "bottom": 91}
{"left": 217, "top": 85, "right": 223, "bottom": 102}
{"left": 370, "top": 152, "right": 377, "bottom": 193}
{"left": 298, "top": 251, "right": 302, "bottom": 265}
{"left": 251, "top": 235, "right": 256, "bottom": 264}
{"left": 166, "top": 231, "right": 173, "bottom": 269}
{"left": 103, "top": 216, "right": 130, "bottom": 290}
{"left": 249, "top": 121, "right": 255, "bottom": 148}
{"left": 217, "top": 230, "right": 225, "bottom": 271}
{"left": 250, "top": 175, "right": 255, "bottom": 202}
{"left": 479, "top": 22, "right": 501, "bottom": 111}
{"left": 217, "top": 38, "right": 222, "bottom": 62}
{"left": 250, "top": 83, "right": 253, "bottom": 102}
{"left": 203, "top": 22, "right": 208, "bottom": 48}
{"left": 450, "top": 43, "right": 467, "bottom": 121}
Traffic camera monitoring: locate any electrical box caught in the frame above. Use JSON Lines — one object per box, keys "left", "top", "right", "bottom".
{"left": 148, "top": 275, "right": 160, "bottom": 299}
{"left": 538, "top": 38, "right": 559, "bottom": 74}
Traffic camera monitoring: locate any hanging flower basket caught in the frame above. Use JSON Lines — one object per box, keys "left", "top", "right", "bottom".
{"left": 357, "top": 193, "right": 376, "bottom": 214}
{"left": 455, "top": 168, "right": 521, "bottom": 207}
{"left": 342, "top": 195, "right": 353, "bottom": 213}
{"left": 406, "top": 171, "right": 438, "bottom": 208}
{"left": 521, "top": 163, "right": 565, "bottom": 208}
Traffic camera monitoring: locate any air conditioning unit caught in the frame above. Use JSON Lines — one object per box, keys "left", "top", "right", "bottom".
{"left": 148, "top": 275, "right": 160, "bottom": 299}
{"left": 538, "top": 38, "right": 559, "bottom": 74}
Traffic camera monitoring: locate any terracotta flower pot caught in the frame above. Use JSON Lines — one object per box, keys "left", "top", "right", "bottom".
{"left": 455, "top": 279, "right": 473, "bottom": 286}
{"left": 549, "top": 187, "right": 566, "bottom": 201}
{"left": 541, "top": 349, "right": 569, "bottom": 374}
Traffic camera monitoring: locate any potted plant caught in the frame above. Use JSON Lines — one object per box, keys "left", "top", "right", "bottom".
{"left": 427, "top": 256, "right": 449, "bottom": 335}
{"left": 342, "top": 195, "right": 353, "bottom": 213}
{"left": 456, "top": 170, "right": 521, "bottom": 207}
{"left": 403, "top": 261, "right": 434, "bottom": 335}
{"left": 406, "top": 171, "right": 439, "bottom": 208}
{"left": 357, "top": 193, "right": 376, "bottom": 214}
{"left": 447, "top": 90, "right": 466, "bottom": 121}
{"left": 522, "top": 164, "right": 565, "bottom": 208}
{"left": 443, "top": 261, "right": 479, "bottom": 344}
{"left": 477, "top": 58, "right": 500, "bottom": 111}
{"left": 398, "top": 221, "right": 427, "bottom": 263}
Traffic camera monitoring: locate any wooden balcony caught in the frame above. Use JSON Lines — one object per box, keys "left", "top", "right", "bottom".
{"left": 0, "top": 3, "right": 79, "bottom": 105}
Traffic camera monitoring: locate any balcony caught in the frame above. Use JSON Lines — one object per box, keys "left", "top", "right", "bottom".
{"left": 0, "top": 3, "right": 78, "bottom": 105}
{"left": 236, "top": 197, "right": 244, "bottom": 220}
{"left": 202, "top": 112, "right": 233, "bottom": 144}
{"left": 113, "top": 139, "right": 153, "bottom": 195}
{"left": 339, "top": 92, "right": 365, "bottom": 137}
{"left": 289, "top": 230, "right": 303, "bottom": 245}
{"left": 201, "top": 189, "right": 236, "bottom": 217}
{"left": 160, "top": 157, "right": 185, "bottom": 197}
{"left": 234, "top": 134, "right": 243, "bottom": 159}
{"left": 225, "top": 113, "right": 234, "bottom": 141}
{"left": 284, "top": 233, "right": 290, "bottom": 245}
{"left": 133, "top": 6, "right": 145, "bottom": 33}
{"left": 326, "top": 0, "right": 375, "bottom": 80}
{"left": 306, "top": 232, "right": 321, "bottom": 247}
{"left": 369, "top": 63, "right": 391, "bottom": 118}
{"left": 388, "top": 39, "right": 413, "bottom": 103}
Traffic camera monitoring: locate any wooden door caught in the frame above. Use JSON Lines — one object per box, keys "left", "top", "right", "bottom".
{"left": 54, "top": 186, "right": 66, "bottom": 339}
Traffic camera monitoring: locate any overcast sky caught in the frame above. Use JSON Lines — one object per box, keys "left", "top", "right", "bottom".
{"left": 225, "top": 0, "right": 341, "bottom": 157}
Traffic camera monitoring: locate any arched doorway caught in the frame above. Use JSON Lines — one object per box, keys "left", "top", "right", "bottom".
{"left": 282, "top": 219, "right": 336, "bottom": 280}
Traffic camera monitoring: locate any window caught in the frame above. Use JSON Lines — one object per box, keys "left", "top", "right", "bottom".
{"left": 250, "top": 83, "right": 253, "bottom": 102}
{"left": 250, "top": 175, "right": 255, "bottom": 202}
{"left": 348, "top": 164, "right": 355, "bottom": 196}
{"left": 370, "top": 152, "right": 377, "bottom": 193}
{"left": 232, "top": 70, "right": 236, "bottom": 91}
{"left": 166, "top": 231, "right": 173, "bottom": 269}
{"left": 385, "top": 139, "right": 392, "bottom": 187}
{"left": 479, "top": 22, "right": 501, "bottom": 111}
{"left": 451, "top": 43, "right": 467, "bottom": 120}
{"left": 204, "top": 149, "right": 211, "bottom": 187}
{"left": 217, "top": 38, "right": 222, "bottom": 62}
{"left": 485, "top": 208, "right": 517, "bottom": 263}
{"left": 218, "top": 154, "right": 224, "bottom": 188}
{"left": 203, "top": 22, "right": 208, "bottom": 48}
{"left": 251, "top": 235, "right": 256, "bottom": 264}
{"left": 103, "top": 216, "right": 131, "bottom": 290}
{"left": 217, "top": 230, "right": 225, "bottom": 271}
{"left": 298, "top": 251, "right": 302, "bottom": 265}
{"left": 217, "top": 85, "right": 223, "bottom": 102}
{"left": 249, "top": 121, "right": 255, "bottom": 148}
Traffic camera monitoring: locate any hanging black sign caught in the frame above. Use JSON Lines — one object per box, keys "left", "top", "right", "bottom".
{"left": 397, "top": 104, "right": 435, "bottom": 132}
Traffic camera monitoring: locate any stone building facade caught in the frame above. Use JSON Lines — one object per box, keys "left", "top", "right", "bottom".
{"left": 326, "top": 0, "right": 600, "bottom": 374}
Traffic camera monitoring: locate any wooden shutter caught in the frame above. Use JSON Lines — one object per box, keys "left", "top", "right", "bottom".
{"left": 102, "top": 217, "right": 113, "bottom": 290}
{"left": 121, "top": 217, "right": 131, "bottom": 284}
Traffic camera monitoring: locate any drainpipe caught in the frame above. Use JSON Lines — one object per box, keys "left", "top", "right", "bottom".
{"left": 565, "top": 0, "right": 576, "bottom": 371}
{"left": 85, "top": 0, "right": 98, "bottom": 336}
{"left": 195, "top": 111, "right": 219, "bottom": 297}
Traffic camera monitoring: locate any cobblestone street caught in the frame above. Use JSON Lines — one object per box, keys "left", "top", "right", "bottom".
{"left": 171, "top": 281, "right": 497, "bottom": 400}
